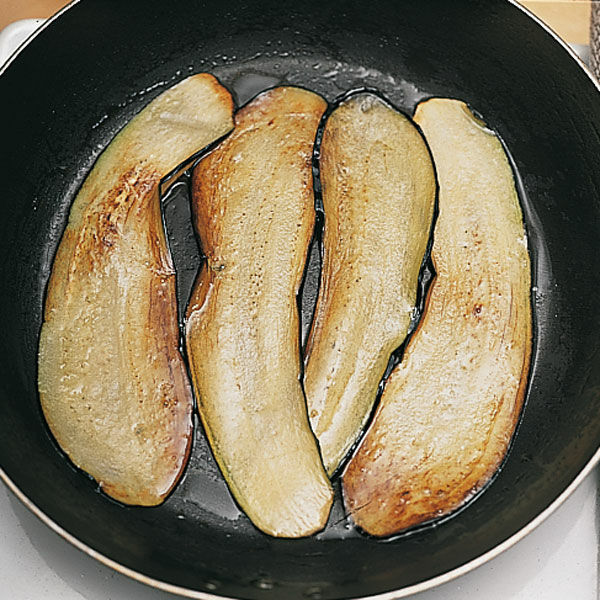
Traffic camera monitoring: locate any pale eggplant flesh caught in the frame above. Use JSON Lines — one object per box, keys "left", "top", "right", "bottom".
{"left": 38, "top": 74, "right": 234, "bottom": 506}
{"left": 304, "top": 92, "right": 437, "bottom": 476}
{"left": 185, "top": 87, "right": 333, "bottom": 538}
{"left": 343, "top": 98, "right": 532, "bottom": 536}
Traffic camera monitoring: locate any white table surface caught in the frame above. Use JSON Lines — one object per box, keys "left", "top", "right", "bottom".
{"left": 1, "top": 17, "right": 598, "bottom": 600}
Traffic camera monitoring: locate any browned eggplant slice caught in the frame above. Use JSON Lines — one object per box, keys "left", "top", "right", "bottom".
{"left": 185, "top": 87, "right": 333, "bottom": 538}
{"left": 343, "top": 98, "right": 532, "bottom": 536}
{"left": 304, "top": 92, "right": 436, "bottom": 475}
{"left": 38, "top": 74, "right": 234, "bottom": 506}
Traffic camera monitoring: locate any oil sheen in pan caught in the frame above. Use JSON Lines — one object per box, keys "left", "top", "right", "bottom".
{"left": 156, "top": 62, "right": 547, "bottom": 542}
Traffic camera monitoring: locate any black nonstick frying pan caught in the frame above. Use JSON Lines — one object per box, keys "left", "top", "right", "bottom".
{"left": 2, "top": 1, "right": 600, "bottom": 598}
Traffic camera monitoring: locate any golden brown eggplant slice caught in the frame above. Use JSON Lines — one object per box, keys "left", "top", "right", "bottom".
{"left": 304, "top": 92, "right": 436, "bottom": 475}
{"left": 343, "top": 98, "right": 532, "bottom": 536}
{"left": 38, "top": 74, "right": 234, "bottom": 506}
{"left": 186, "top": 87, "right": 333, "bottom": 538}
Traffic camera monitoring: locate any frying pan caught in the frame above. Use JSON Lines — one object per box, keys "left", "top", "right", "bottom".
{"left": 1, "top": 0, "right": 600, "bottom": 598}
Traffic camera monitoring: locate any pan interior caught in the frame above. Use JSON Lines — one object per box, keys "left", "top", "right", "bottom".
{"left": 1, "top": 1, "right": 600, "bottom": 599}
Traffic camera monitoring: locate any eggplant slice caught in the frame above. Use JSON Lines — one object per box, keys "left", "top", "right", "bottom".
{"left": 38, "top": 74, "right": 234, "bottom": 506}
{"left": 304, "top": 92, "right": 436, "bottom": 475}
{"left": 343, "top": 98, "right": 532, "bottom": 536}
{"left": 186, "top": 87, "right": 333, "bottom": 538}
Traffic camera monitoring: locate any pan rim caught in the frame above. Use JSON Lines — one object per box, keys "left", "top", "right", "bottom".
{"left": 0, "top": 0, "right": 78, "bottom": 76}
{"left": 1, "top": 0, "right": 599, "bottom": 598}
{"left": 3, "top": 451, "right": 600, "bottom": 600}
